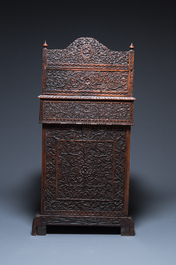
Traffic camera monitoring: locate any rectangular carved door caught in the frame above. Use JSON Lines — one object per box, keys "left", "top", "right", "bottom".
{"left": 42, "top": 125, "right": 129, "bottom": 218}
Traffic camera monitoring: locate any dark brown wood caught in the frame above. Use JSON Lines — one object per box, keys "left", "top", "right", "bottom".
{"left": 32, "top": 37, "right": 135, "bottom": 236}
{"left": 32, "top": 213, "right": 134, "bottom": 236}
{"left": 121, "top": 226, "right": 134, "bottom": 236}
{"left": 39, "top": 100, "right": 134, "bottom": 125}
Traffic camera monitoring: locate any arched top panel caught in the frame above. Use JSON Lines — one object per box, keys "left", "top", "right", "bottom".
{"left": 46, "top": 37, "right": 130, "bottom": 66}
{"left": 42, "top": 37, "right": 134, "bottom": 97}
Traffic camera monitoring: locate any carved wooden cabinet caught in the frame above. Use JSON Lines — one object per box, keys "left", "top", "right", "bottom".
{"left": 32, "top": 37, "right": 135, "bottom": 236}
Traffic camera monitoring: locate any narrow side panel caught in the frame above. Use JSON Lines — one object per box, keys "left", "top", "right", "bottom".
{"left": 124, "top": 126, "right": 131, "bottom": 216}
{"left": 41, "top": 124, "right": 46, "bottom": 214}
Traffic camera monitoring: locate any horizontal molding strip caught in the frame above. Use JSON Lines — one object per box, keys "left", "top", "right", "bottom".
{"left": 45, "top": 64, "right": 129, "bottom": 72}
{"left": 38, "top": 95, "right": 136, "bottom": 101}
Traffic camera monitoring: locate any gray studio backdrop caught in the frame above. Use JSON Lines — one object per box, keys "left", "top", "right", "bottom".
{"left": 0, "top": 1, "right": 176, "bottom": 265}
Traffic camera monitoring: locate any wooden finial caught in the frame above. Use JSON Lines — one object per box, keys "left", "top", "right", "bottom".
{"left": 129, "top": 43, "right": 134, "bottom": 49}
{"left": 43, "top": 41, "right": 48, "bottom": 48}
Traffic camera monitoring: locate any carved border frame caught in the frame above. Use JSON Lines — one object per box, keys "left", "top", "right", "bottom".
{"left": 41, "top": 125, "right": 130, "bottom": 218}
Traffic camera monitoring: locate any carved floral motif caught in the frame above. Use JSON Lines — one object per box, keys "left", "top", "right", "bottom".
{"left": 46, "top": 37, "right": 130, "bottom": 65}
{"left": 44, "top": 70, "right": 129, "bottom": 95}
{"left": 32, "top": 37, "right": 135, "bottom": 235}
{"left": 56, "top": 140, "right": 114, "bottom": 200}
{"left": 42, "top": 37, "right": 133, "bottom": 96}
{"left": 44, "top": 125, "right": 127, "bottom": 216}
{"left": 40, "top": 101, "right": 133, "bottom": 125}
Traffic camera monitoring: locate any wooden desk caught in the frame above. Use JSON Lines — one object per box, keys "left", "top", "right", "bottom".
{"left": 32, "top": 38, "right": 135, "bottom": 236}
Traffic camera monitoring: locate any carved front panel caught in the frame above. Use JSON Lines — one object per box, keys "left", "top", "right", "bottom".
{"left": 44, "top": 125, "right": 127, "bottom": 217}
{"left": 40, "top": 100, "right": 134, "bottom": 125}
{"left": 44, "top": 69, "right": 129, "bottom": 96}
{"left": 56, "top": 140, "right": 114, "bottom": 200}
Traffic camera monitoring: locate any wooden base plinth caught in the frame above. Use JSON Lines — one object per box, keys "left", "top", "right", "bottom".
{"left": 32, "top": 213, "right": 134, "bottom": 236}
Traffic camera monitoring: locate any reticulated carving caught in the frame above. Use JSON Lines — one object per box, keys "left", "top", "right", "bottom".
{"left": 56, "top": 140, "right": 114, "bottom": 200}
{"left": 44, "top": 125, "right": 127, "bottom": 216}
{"left": 40, "top": 100, "right": 133, "bottom": 125}
{"left": 32, "top": 37, "right": 136, "bottom": 236}
{"left": 42, "top": 37, "right": 134, "bottom": 97}
{"left": 46, "top": 37, "right": 129, "bottom": 65}
{"left": 44, "top": 69, "right": 129, "bottom": 95}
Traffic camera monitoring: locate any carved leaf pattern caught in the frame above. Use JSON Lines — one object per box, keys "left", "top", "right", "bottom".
{"left": 43, "top": 37, "right": 132, "bottom": 96}
{"left": 44, "top": 125, "right": 126, "bottom": 216}
{"left": 57, "top": 140, "right": 114, "bottom": 200}
{"left": 47, "top": 37, "right": 129, "bottom": 65}
{"left": 40, "top": 101, "right": 133, "bottom": 125}
{"left": 44, "top": 70, "right": 129, "bottom": 95}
